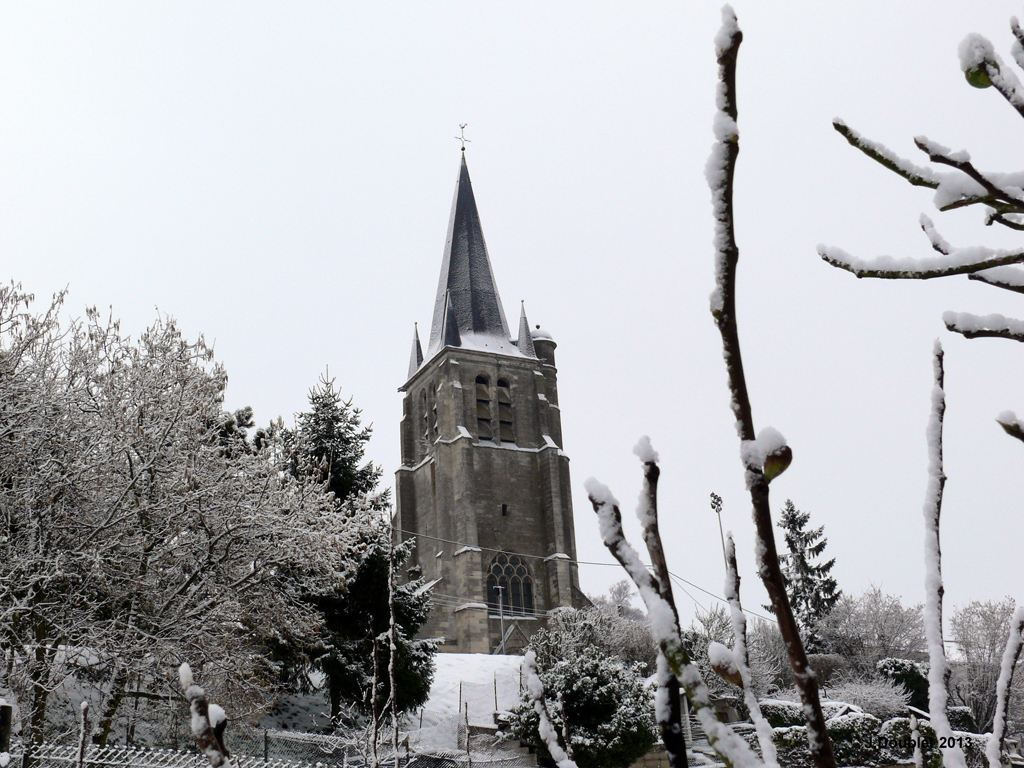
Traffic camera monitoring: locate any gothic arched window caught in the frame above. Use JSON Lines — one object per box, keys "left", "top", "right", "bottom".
{"left": 496, "top": 379, "right": 514, "bottom": 444}
{"left": 475, "top": 375, "right": 493, "bottom": 442}
{"left": 485, "top": 553, "right": 534, "bottom": 616}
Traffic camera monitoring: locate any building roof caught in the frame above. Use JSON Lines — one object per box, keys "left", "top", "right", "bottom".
{"left": 424, "top": 152, "right": 528, "bottom": 361}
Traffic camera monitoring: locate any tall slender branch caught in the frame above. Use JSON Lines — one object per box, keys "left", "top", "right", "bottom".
{"left": 634, "top": 438, "right": 689, "bottom": 768}
{"left": 706, "top": 8, "right": 835, "bottom": 767}
{"left": 921, "top": 343, "right": 966, "bottom": 768}
{"left": 723, "top": 535, "right": 777, "bottom": 768}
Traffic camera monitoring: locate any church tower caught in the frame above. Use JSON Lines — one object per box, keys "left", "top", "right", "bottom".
{"left": 395, "top": 151, "right": 585, "bottom": 654}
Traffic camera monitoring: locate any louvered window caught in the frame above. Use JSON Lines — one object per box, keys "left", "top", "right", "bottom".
{"left": 475, "top": 375, "right": 493, "bottom": 442}
{"left": 497, "top": 379, "right": 514, "bottom": 444}
{"left": 420, "top": 390, "right": 429, "bottom": 451}
{"left": 485, "top": 553, "right": 534, "bottom": 616}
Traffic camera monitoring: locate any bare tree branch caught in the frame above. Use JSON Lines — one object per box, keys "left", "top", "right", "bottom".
{"left": 819, "top": 244, "right": 1024, "bottom": 279}
{"left": 709, "top": 10, "right": 836, "bottom": 767}
{"left": 942, "top": 311, "right": 1024, "bottom": 341}
{"left": 968, "top": 266, "right": 1024, "bottom": 294}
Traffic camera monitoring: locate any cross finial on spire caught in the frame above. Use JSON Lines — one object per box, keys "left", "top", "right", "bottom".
{"left": 455, "top": 123, "right": 470, "bottom": 151}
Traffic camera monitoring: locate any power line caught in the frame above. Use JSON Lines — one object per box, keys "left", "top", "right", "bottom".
{"left": 392, "top": 525, "right": 773, "bottom": 622}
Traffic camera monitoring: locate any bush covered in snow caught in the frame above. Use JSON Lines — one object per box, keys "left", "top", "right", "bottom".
{"left": 877, "top": 657, "right": 930, "bottom": 711}
{"left": 878, "top": 718, "right": 988, "bottom": 768}
{"left": 505, "top": 648, "right": 656, "bottom": 768}
{"left": 758, "top": 699, "right": 805, "bottom": 728}
{"left": 946, "top": 705, "right": 979, "bottom": 734}
{"left": 826, "top": 712, "right": 884, "bottom": 767}
{"left": 822, "top": 678, "right": 911, "bottom": 721}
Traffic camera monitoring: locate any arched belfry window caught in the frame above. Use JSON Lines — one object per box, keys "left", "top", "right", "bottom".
{"left": 475, "top": 375, "right": 493, "bottom": 442}
{"left": 486, "top": 553, "right": 534, "bottom": 616}
{"left": 419, "top": 390, "right": 429, "bottom": 452}
{"left": 496, "top": 379, "right": 514, "bottom": 444}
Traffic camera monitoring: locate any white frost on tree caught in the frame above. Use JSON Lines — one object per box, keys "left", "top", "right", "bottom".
{"left": 986, "top": 605, "right": 1024, "bottom": 768}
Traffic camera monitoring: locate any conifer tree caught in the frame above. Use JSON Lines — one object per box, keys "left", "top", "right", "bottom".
{"left": 766, "top": 500, "right": 842, "bottom": 652}
{"left": 279, "top": 374, "right": 436, "bottom": 726}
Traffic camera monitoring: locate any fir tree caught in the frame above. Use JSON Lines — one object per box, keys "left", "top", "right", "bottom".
{"left": 278, "top": 374, "right": 436, "bottom": 726}
{"left": 766, "top": 499, "right": 842, "bottom": 652}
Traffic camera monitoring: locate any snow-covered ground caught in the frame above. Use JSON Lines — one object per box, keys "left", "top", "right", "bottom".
{"left": 422, "top": 654, "right": 524, "bottom": 727}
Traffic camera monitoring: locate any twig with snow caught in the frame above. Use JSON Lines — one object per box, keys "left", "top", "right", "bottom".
{"left": 706, "top": 7, "right": 835, "bottom": 767}
{"left": 723, "top": 535, "right": 778, "bottom": 768}
{"left": 986, "top": 605, "right": 1024, "bottom": 768}
{"left": 942, "top": 311, "right": 1024, "bottom": 342}
{"left": 995, "top": 410, "right": 1024, "bottom": 443}
{"left": 632, "top": 437, "right": 690, "bottom": 768}
{"left": 586, "top": 472, "right": 763, "bottom": 768}
{"left": 920, "top": 343, "right": 967, "bottom": 768}
{"left": 523, "top": 651, "right": 578, "bottom": 768}
{"left": 178, "top": 663, "right": 231, "bottom": 768}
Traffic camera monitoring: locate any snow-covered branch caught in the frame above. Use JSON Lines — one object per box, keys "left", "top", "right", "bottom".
{"left": 942, "top": 311, "right": 1024, "bottom": 341}
{"left": 586, "top": 475, "right": 762, "bottom": 768}
{"left": 832, "top": 119, "right": 940, "bottom": 189}
{"left": 960, "top": 33, "right": 1024, "bottom": 120}
{"left": 985, "top": 605, "right": 1024, "bottom": 768}
{"left": 706, "top": 9, "right": 835, "bottom": 766}
{"left": 968, "top": 265, "right": 1024, "bottom": 294}
{"left": 179, "top": 664, "right": 230, "bottom": 768}
{"left": 723, "top": 535, "right": 777, "bottom": 768}
{"left": 995, "top": 410, "right": 1024, "bottom": 443}
{"left": 818, "top": 244, "right": 1024, "bottom": 279}
{"left": 631, "top": 438, "right": 689, "bottom": 768}
{"left": 523, "top": 651, "right": 578, "bottom": 768}
{"left": 920, "top": 342, "right": 967, "bottom": 768}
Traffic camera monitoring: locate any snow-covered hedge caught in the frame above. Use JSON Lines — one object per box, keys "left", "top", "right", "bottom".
{"left": 827, "top": 713, "right": 883, "bottom": 767}
{"left": 746, "top": 709, "right": 992, "bottom": 768}
{"left": 758, "top": 699, "right": 805, "bottom": 728}
{"left": 946, "top": 706, "right": 978, "bottom": 734}
{"left": 878, "top": 718, "right": 988, "bottom": 768}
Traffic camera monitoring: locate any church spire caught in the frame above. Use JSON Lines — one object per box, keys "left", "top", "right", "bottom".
{"left": 407, "top": 323, "right": 423, "bottom": 380}
{"left": 426, "top": 152, "right": 517, "bottom": 358}
{"left": 517, "top": 302, "right": 537, "bottom": 358}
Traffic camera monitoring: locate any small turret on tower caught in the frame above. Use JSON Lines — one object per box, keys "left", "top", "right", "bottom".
{"left": 408, "top": 323, "right": 424, "bottom": 380}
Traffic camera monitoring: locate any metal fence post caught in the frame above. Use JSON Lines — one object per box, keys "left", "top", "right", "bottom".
{"left": 263, "top": 729, "right": 269, "bottom": 763}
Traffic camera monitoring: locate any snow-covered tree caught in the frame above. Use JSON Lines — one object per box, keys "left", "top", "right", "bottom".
{"left": 529, "top": 605, "right": 657, "bottom": 677}
{"left": 588, "top": 580, "right": 646, "bottom": 622}
{"left": 819, "top": 587, "right": 925, "bottom": 675}
{"left": 506, "top": 648, "right": 657, "bottom": 768}
{"left": 275, "top": 376, "right": 437, "bottom": 727}
{"left": 0, "top": 284, "right": 356, "bottom": 747}
{"left": 766, "top": 501, "right": 841, "bottom": 652}
{"left": 303, "top": 510, "right": 436, "bottom": 726}
{"left": 283, "top": 374, "right": 382, "bottom": 507}
{"left": 948, "top": 598, "right": 1022, "bottom": 733}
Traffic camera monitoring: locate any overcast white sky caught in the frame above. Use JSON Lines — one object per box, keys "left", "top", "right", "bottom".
{"left": 2, "top": 2, "right": 1021, "bottom": 629}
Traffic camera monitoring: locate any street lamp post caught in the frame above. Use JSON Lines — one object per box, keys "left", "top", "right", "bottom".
{"left": 710, "top": 492, "right": 728, "bottom": 572}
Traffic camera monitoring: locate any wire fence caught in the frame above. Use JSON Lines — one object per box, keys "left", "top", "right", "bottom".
{"left": 8, "top": 717, "right": 537, "bottom": 768}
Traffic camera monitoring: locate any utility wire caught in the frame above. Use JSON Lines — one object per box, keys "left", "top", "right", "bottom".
{"left": 391, "top": 525, "right": 773, "bottom": 622}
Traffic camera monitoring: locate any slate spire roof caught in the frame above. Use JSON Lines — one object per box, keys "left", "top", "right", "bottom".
{"left": 407, "top": 323, "right": 423, "bottom": 381}
{"left": 425, "top": 152, "right": 522, "bottom": 359}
